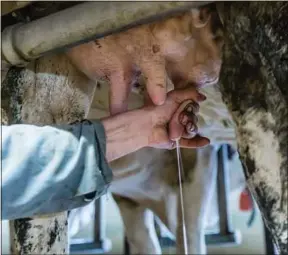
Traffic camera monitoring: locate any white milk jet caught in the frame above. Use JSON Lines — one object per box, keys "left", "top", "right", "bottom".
{"left": 175, "top": 138, "right": 188, "bottom": 255}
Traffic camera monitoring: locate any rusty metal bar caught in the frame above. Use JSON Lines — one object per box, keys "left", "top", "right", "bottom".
{"left": 1, "top": 1, "right": 211, "bottom": 67}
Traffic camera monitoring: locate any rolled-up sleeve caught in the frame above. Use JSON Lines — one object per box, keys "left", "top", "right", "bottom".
{"left": 1, "top": 120, "right": 113, "bottom": 220}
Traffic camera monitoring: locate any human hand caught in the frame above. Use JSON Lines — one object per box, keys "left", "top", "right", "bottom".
{"left": 102, "top": 86, "right": 210, "bottom": 162}
{"left": 146, "top": 87, "right": 210, "bottom": 149}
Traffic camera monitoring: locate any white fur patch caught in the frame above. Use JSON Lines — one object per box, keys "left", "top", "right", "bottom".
{"left": 238, "top": 109, "right": 287, "bottom": 244}
{"left": 240, "top": 110, "right": 282, "bottom": 187}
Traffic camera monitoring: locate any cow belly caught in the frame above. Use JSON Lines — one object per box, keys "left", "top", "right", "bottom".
{"left": 110, "top": 147, "right": 179, "bottom": 204}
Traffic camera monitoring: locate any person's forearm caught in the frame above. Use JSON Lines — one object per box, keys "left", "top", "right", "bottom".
{"left": 102, "top": 107, "right": 153, "bottom": 162}
{"left": 2, "top": 123, "right": 112, "bottom": 219}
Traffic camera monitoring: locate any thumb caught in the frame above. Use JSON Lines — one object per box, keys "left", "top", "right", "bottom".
{"left": 178, "top": 135, "right": 210, "bottom": 148}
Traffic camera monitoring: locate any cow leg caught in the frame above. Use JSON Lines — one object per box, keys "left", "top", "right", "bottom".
{"left": 176, "top": 146, "right": 218, "bottom": 254}
{"left": 218, "top": 2, "right": 288, "bottom": 253}
{"left": 1, "top": 53, "right": 95, "bottom": 254}
{"left": 113, "top": 195, "right": 161, "bottom": 255}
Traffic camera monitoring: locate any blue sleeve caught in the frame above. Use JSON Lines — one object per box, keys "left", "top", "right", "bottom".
{"left": 2, "top": 120, "right": 113, "bottom": 220}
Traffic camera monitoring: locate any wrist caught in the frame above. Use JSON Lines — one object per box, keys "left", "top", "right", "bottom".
{"left": 129, "top": 107, "right": 154, "bottom": 148}
{"left": 101, "top": 108, "right": 153, "bottom": 161}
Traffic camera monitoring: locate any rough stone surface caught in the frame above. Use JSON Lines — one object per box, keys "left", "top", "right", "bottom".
{"left": 218, "top": 2, "right": 288, "bottom": 254}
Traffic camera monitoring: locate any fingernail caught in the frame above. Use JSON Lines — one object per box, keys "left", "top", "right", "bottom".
{"left": 187, "top": 122, "right": 194, "bottom": 132}
{"left": 197, "top": 93, "right": 207, "bottom": 101}
{"left": 203, "top": 138, "right": 211, "bottom": 146}
{"left": 186, "top": 105, "right": 194, "bottom": 113}
{"left": 187, "top": 124, "right": 198, "bottom": 135}
{"left": 192, "top": 125, "right": 198, "bottom": 133}
{"left": 156, "top": 99, "right": 165, "bottom": 106}
{"left": 153, "top": 96, "right": 165, "bottom": 106}
{"left": 181, "top": 115, "right": 188, "bottom": 125}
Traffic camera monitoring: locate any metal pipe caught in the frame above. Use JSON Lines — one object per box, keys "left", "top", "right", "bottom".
{"left": 205, "top": 145, "right": 241, "bottom": 246}
{"left": 1, "top": 1, "right": 211, "bottom": 67}
{"left": 70, "top": 197, "right": 111, "bottom": 254}
{"left": 217, "top": 144, "right": 232, "bottom": 235}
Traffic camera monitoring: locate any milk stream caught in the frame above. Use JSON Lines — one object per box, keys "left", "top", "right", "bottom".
{"left": 175, "top": 139, "right": 188, "bottom": 254}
